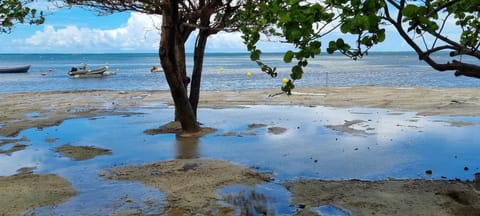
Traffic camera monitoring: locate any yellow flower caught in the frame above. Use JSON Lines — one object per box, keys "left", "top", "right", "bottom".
{"left": 282, "top": 78, "right": 289, "bottom": 84}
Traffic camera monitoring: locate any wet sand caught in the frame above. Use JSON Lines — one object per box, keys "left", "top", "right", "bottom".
{"left": 1, "top": 87, "right": 479, "bottom": 215}
{"left": 1, "top": 87, "right": 479, "bottom": 137}
{"left": 0, "top": 172, "right": 77, "bottom": 215}
{"left": 99, "top": 159, "right": 273, "bottom": 215}
{"left": 285, "top": 179, "right": 480, "bottom": 215}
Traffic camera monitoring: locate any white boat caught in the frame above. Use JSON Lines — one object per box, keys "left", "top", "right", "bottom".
{"left": 71, "top": 71, "right": 117, "bottom": 79}
{"left": 68, "top": 65, "right": 109, "bottom": 76}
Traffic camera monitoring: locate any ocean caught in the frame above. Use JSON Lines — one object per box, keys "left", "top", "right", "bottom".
{"left": 0, "top": 52, "right": 479, "bottom": 93}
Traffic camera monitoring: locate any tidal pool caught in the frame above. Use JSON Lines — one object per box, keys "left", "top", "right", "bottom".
{"left": 1, "top": 105, "right": 479, "bottom": 214}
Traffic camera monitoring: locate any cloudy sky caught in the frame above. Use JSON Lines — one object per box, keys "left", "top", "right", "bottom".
{"left": 0, "top": 4, "right": 456, "bottom": 54}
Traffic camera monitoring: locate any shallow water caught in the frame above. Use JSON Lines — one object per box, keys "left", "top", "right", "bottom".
{"left": 1, "top": 52, "right": 480, "bottom": 94}
{"left": 2, "top": 105, "right": 480, "bottom": 214}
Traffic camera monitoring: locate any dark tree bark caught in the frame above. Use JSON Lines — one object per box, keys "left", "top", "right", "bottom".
{"left": 159, "top": 0, "right": 199, "bottom": 132}
{"left": 189, "top": 0, "right": 211, "bottom": 117}
{"left": 188, "top": 0, "right": 223, "bottom": 117}
{"left": 189, "top": 30, "right": 209, "bottom": 117}
{"left": 173, "top": 27, "right": 193, "bottom": 122}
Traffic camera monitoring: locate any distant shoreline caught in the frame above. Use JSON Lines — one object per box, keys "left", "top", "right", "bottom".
{"left": 3, "top": 51, "right": 478, "bottom": 93}
{"left": 0, "top": 50, "right": 419, "bottom": 55}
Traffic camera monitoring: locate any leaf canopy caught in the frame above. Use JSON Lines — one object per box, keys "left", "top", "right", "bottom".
{"left": 0, "top": 0, "right": 44, "bottom": 34}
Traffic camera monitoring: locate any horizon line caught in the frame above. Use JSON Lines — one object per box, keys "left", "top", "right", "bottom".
{"left": 0, "top": 50, "right": 418, "bottom": 55}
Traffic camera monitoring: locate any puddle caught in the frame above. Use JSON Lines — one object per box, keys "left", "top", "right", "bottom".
{"left": 218, "top": 183, "right": 294, "bottom": 215}
{"left": 316, "top": 204, "right": 352, "bottom": 216}
{"left": 24, "top": 112, "right": 50, "bottom": 120}
{"left": 1, "top": 105, "right": 479, "bottom": 214}
{"left": 25, "top": 112, "right": 41, "bottom": 118}
{"left": 24, "top": 167, "right": 166, "bottom": 215}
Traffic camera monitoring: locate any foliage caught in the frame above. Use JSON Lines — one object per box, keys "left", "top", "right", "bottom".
{"left": 0, "top": 0, "right": 44, "bottom": 34}
{"left": 63, "top": 0, "right": 479, "bottom": 131}
{"left": 241, "top": 0, "right": 480, "bottom": 94}
{"left": 239, "top": 0, "right": 335, "bottom": 93}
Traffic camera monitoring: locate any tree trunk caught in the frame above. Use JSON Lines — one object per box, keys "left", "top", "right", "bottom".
{"left": 159, "top": 0, "right": 199, "bottom": 132}
{"left": 189, "top": 0, "right": 211, "bottom": 117}
{"left": 189, "top": 30, "right": 209, "bottom": 117}
{"left": 176, "top": 22, "right": 195, "bottom": 90}
{"left": 174, "top": 37, "right": 188, "bottom": 122}
{"left": 173, "top": 24, "right": 194, "bottom": 121}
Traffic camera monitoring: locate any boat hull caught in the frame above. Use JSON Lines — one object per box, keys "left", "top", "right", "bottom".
{"left": 68, "top": 66, "right": 108, "bottom": 76}
{"left": 0, "top": 65, "right": 31, "bottom": 73}
{"left": 71, "top": 71, "right": 116, "bottom": 79}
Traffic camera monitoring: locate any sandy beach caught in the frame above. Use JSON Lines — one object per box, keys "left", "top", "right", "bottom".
{"left": 1, "top": 86, "right": 479, "bottom": 215}
{"left": 2, "top": 86, "right": 479, "bottom": 137}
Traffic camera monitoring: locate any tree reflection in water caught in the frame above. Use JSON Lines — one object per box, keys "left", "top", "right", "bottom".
{"left": 175, "top": 135, "right": 199, "bottom": 159}
{"left": 222, "top": 187, "right": 275, "bottom": 216}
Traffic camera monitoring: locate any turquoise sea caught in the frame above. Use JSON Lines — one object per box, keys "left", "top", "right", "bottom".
{"left": 1, "top": 52, "right": 479, "bottom": 93}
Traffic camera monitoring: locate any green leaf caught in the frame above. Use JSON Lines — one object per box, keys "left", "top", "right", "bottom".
{"left": 327, "top": 47, "right": 335, "bottom": 54}
{"left": 340, "top": 22, "right": 351, "bottom": 33}
{"left": 250, "top": 49, "right": 261, "bottom": 61}
{"left": 336, "top": 39, "right": 345, "bottom": 49}
{"left": 285, "top": 24, "right": 302, "bottom": 42}
{"left": 311, "top": 41, "right": 321, "bottom": 49}
{"left": 291, "top": 65, "right": 303, "bottom": 80}
{"left": 279, "top": 14, "right": 291, "bottom": 24}
{"left": 415, "top": 27, "right": 422, "bottom": 34}
{"left": 377, "top": 29, "right": 386, "bottom": 42}
{"left": 281, "top": 81, "right": 295, "bottom": 95}
{"left": 402, "top": 5, "right": 418, "bottom": 17}
{"left": 310, "top": 41, "right": 322, "bottom": 55}
{"left": 300, "top": 60, "right": 308, "bottom": 67}
{"left": 284, "top": 50, "right": 295, "bottom": 63}
{"left": 327, "top": 41, "right": 337, "bottom": 54}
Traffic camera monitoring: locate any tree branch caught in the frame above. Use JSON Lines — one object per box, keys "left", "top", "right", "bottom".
{"left": 407, "top": 0, "right": 462, "bottom": 32}
{"left": 450, "top": 49, "right": 480, "bottom": 59}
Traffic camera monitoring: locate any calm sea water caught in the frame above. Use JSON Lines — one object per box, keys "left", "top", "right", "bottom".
{"left": 0, "top": 52, "right": 479, "bottom": 93}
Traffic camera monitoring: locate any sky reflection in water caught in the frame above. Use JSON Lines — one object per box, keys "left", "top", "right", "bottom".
{"left": 1, "top": 105, "right": 479, "bottom": 214}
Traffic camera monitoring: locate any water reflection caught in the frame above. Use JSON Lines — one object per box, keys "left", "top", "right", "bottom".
{"left": 1, "top": 105, "right": 479, "bottom": 214}
{"left": 175, "top": 135, "right": 200, "bottom": 159}
{"left": 219, "top": 183, "right": 294, "bottom": 215}
{"left": 3, "top": 105, "right": 480, "bottom": 181}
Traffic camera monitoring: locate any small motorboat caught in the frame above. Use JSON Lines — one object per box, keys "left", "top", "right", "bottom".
{"left": 68, "top": 64, "right": 112, "bottom": 78}
{"left": 71, "top": 71, "right": 116, "bottom": 79}
{"left": 0, "top": 65, "right": 31, "bottom": 73}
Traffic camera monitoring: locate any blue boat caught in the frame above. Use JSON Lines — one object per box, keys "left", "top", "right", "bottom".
{"left": 0, "top": 65, "right": 31, "bottom": 73}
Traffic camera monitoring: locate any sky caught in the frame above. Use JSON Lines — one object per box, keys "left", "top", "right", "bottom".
{"left": 0, "top": 3, "right": 458, "bottom": 54}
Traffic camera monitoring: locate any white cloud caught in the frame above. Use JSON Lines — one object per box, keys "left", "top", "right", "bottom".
{"left": 205, "top": 32, "right": 246, "bottom": 52}
{"left": 23, "top": 12, "right": 161, "bottom": 53}
{"left": 2, "top": 1, "right": 467, "bottom": 54}
{"left": 202, "top": 31, "right": 294, "bottom": 53}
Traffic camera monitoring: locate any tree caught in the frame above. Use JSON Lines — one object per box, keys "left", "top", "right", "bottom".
{"left": 65, "top": 0, "right": 479, "bottom": 132}
{"left": 65, "top": 0, "right": 243, "bottom": 133}
{"left": 242, "top": 0, "right": 479, "bottom": 93}
{"left": 0, "top": 0, "right": 45, "bottom": 34}
{"left": 330, "top": 0, "right": 480, "bottom": 78}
